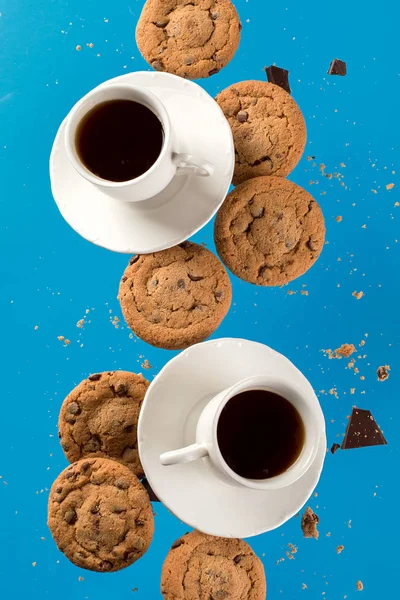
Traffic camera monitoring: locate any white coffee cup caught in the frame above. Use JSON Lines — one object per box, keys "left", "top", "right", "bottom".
{"left": 64, "top": 83, "right": 213, "bottom": 203}
{"left": 160, "top": 375, "right": 324, "bottom": 491}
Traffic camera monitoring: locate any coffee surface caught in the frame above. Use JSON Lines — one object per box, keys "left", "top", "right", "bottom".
{"left": 217, "top": 389, "right": 305, "bottom": 479}
{"left": 76, "top": 99, "right": 163, "bottom": 182}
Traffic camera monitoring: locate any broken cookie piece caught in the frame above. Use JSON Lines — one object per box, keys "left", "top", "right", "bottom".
{"left": 377, "top": 365, "right": 390, "bottom": 382}
{"left": 301, "top": 507, "right": 319, "bottom": 539}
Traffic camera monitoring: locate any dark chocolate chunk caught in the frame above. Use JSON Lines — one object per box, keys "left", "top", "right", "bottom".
{"left": 327, "top": 59, "right": 347, "bottom": 76}
{"left": 171, "top": 538, "right": 184, "bottom": 549}
{"left": 88, "top": 373, "right": 102, "bottom": 381}
{"left": 331, "top": 443, "right": 341, "bottom": 455}
{"left": 341, "top": 408, "right": 387, "bottom": 450}
{"left": 188, "top": 274, "right": 204, "bottom": 282}
{"left": 237, "top": 110, "right": 248, "bottom": 123}
{"left": 265, "top": 65, "right": 291, "bottom": 94}
{"left": 141, "top": 477, "right": 160, "bottom": 502}
{"left": 67, "top": 402, "right": 80, "bottom": 415}
{"left": 129, "top": 255, "right": 139, "bottom": 265}
{"left": 209, "top": 68, "right": 220, "bottom": 76}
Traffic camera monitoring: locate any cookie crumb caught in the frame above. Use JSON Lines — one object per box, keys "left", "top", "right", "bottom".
{"left": 76, "top": 45, "right": 81, "bottom": 51}
{"left": 377, "top": 365, "right": 390, "bottom": 381}
{"left": 57, "top": 335, "right": 64, "bottom": 341}
{"left": 352, "top": 291, "right": 364, "bottom": 300}
{"left": 323, "top": 344, "right": 356, "bottom": 359}
{"left": 34, "top": 325, "right": 39, "bottom": 330}
{"left": 386, "top": 183, "right": 395, "bottom": 190}
{"left": 301, "top": 507, "right": 319, "bottom": 539}
{"left": 141, "top": 359, "right": 152, "bottom": 370}
{"left": 336, "top": 545, "right": 344, "bottom": 554}
{"left": 302, "top": 583, "right": 308, "bottom": 590}
{"left": 32, "top": 562, "right": 36, "bottom": 567}
{"left": 336, "top": 215, "right": 343, "bottom": 222}
{"left": 356, "top": 581, "right": 363, "bottom": 591}
{"left": 78, "top": 576, "right": 84, "bottom": 581}
{"left": 76, "top": 319, "right": 85, "bottom": 328}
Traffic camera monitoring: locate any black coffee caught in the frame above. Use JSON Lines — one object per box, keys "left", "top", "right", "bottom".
{"left": 217, "top": 390, "right": 305, "bottom": 480}
{"left": 76, "top": 99, "right": 164, "bottom": 182}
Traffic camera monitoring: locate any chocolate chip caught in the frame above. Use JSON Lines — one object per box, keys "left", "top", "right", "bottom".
{"left": 135, "top": 518, "right": 145, "bottom": 526}
{"left": 193, "top": 303, "right": 205, "bottom": 311}
{"left": 177, "top": 279, "right": 186, "bottom": 289}
{"left": 179, "top": 241, "right": 190, "bottom": 249}
{"left": 88, "top": 373, "right": 102, "bottom": 382}
{"left": 328, "top": 58, "right": 347, "bottom": 76}
{"left": 307, "top": 238, "right": 318, "bottom": 252}
{"left": 112, "top": 506, "right": 125, "bottom": 514}
{"left": 90, "top": 504, "right": 100, "bottom": 514}
{"left": 65, "top": 415, "right": 76, "bottom": 425}
{"left": 171, "top": 538, "right": 184, "bottom": 549}
{"left": 81, "top": 462, "right": 91, "bottom": 472}
{"left": 154, "top": 19, "right": 169, "bottom": 27}
{"left": 331, "top": 443, "right": 341, "bottom": 454}
{"left": 124, "top": 424, "right": 134, "bottom": 433}
{"left": 184, "top": 56, "right": 194, "bottom": 66}
{"left": 249, "top": 206, "right": 264, "bottom": 218}
{"left": 115, "top": 479, "right": 129, "bottom": 490}
{"left": 209, "top": 68, "right": 220, "bottom": 76}
{"left": 67, "top": 402, "right": 80, "bottom": 415}
{"left": 150, "top": 313, "right": 161, "bottom": 324}
{"left": 214, "top": 291, "right": 224, "bottom": 302}
{"left": 129, "top": 255, "right": 139, "bottom": 265}
{"left": 188, "top": 274, "right": 204, "bottom": 282}
{"left": 265, "top": 65, "right": 291, "bottom": 94}
{"left": 210, "top": 11, "right": 219, "bottom": 20}
{"left": 285, "top": 240, "right": 296, "bottom": 250}
{"left": 55, "top": 487, "right": 63, "bottom": 494}
{"left": 65, "top": 469, "right": 76, "bottom": 479}
{"left": 151, "top": 59, "right": 165, "bottom": 72}
{"left": 64, "top": 509, "right": 77, "bottom": 524}
{"left": 237, "top": 110, "right": 248, "bottom": 123}
{"left": 100, "top": 561, "right": 113, "bottom": 572}
{"left": 83, "top": 435, "right": 101, "bottom": 452}
{"left": 234, "top": 554, "right": 244, "bottom": 563}
{"left": 115, "top": 382, "right": 129, "bottom": 396}
{"left": 121, "top": 276, "right": 127, "bottom": 283}
{"left": 151, "top": 279, "right": 158, "bottom": 287}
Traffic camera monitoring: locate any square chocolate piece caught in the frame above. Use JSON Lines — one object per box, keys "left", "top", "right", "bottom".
{"left": 265, "top": 65, "right": 291, "bottom": 94}
{"left": 328, "top": 59, "right": 347, "bottom": 76}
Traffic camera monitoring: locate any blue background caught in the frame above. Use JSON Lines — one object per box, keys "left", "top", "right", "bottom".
{"left": 0, "top": 0, "right": 399, "bottom": 597}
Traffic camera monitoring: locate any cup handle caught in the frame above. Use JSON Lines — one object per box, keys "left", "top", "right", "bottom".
{"left": 160, "top": 443, "right": 208, "bottom": 466}
{"left": 172, "top": 152, "right": 213, "bottom": 177}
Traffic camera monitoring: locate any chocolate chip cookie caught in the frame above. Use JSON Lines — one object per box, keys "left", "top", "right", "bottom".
{"left": 118, "top": 242, "right": 232, "bottom": 350}
{"left": 216, "top": 80, "right": 306, "bottom": 185}
{"left": 48, "top": 458, "right": 154, "bottom": 572}
{"left": 214, "top": 176, "right": 325, "bottom": 286}
{"left": 58, "top": 371, "right": 149, "bottom": 477}
{"left": 161, "top": 531, "right": 266, "bottom": 599}
{"left": 136, "top": 0, "right": 241, "bottom": 79}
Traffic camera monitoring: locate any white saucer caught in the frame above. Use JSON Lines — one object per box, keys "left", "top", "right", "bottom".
{"left": 50, "top": 72, "right": 234, "bottom": 254}
{"left": 138, "top": 338, "right": 326, "bottom": 538}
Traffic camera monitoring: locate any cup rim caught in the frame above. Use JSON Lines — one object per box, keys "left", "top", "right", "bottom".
{"left": 210, "top": 375, "right": 323, "bottom": 491}
{"left": 64, "top": 83, "right": 171, "bottom": 188}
